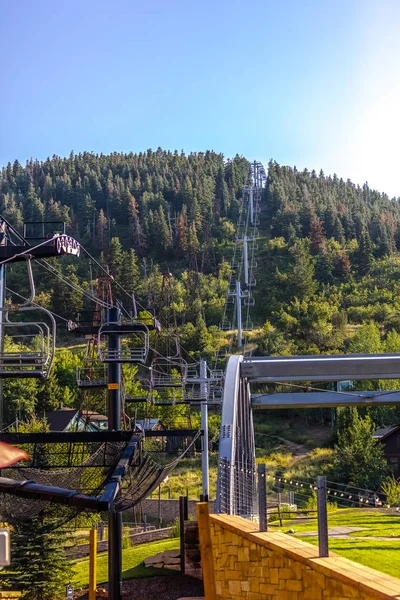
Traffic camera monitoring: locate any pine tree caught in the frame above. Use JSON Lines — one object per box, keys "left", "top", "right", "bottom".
{"left": 309, "top": 217, "right": 327, "bottom": 253}
{"left": 187, "top": 222, "right": 199, "bottom": 257}
{"left": 96, "top": 209, "right": 108, "bottom": 251}
{"left": 108, "top": 236, "right": 124, "bottom": 281}
{"left": 37, "top": 371, "right": 63, "bottom": 413}
{"left": 358, "top": 230, "right": 374, "bottom": 274}
{"left": 215, "top": 165, "right": 229, "bottom": 216}
{"left": 156, "top": 206, "right": 172, "bottom": 252}
{"left": 4, "top": 514, "right": 72, "bottom": 600}
{"left": 334, "top": 410, "right": 388, "bottom": 488}
{"left": 120, "top": 248, "right": 141, "bottom": 294}
{"left": 288, "top": 240, "right": 317, "bottom": 299}
{"left": 51, "top": 264, "right": 83, "bottom": 319}
{"left": 176, "top": 212, "right": 188, "bottom": 256}
{"left": 127, "top": 192, "right": 147, "bottom": 255}
{"left": 24, "top": 183, "right": 44, "bottom": 222}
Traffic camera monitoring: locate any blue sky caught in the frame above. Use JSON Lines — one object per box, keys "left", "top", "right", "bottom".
{"left": 1, "top": 0, "right": 399, "bottom": 196}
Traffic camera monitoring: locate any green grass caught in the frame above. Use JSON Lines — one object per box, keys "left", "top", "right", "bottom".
{"left": 297, "top": 536, "right": 400, "bottom": 579}
{"left": 269, "top": 510, "right": 400, "bottom": 579}
{"left": 72, "top": 539, "right": 180, "bottom": 589}
{"left": 270, "top": 510, "right": 400, "bottom": 537}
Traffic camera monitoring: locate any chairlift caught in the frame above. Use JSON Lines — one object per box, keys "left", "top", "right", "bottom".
{"left": 150, "top": 356, "right": 188, "bottom": 389}
{"left": 0, "top": 258, "right": 56, "bottom": 378}
{"left": 76, "top": 361, "right": 107, "bottom": 388}
{"left": 243, "top": 321, "right": 253, "bottom": 331}
{"left": 98, "top": 322, "right": 149, "bottom": 363}
{"left": 244, "top": 296, "right": 255, "bottom": 307}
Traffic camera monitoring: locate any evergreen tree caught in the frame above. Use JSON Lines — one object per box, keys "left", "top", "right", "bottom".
{"left": 215, "top": 165, "right": 229, "bottom": 216}
{"left": 120, "top": 248, "right": 141, "bottom": 294}
{"left": 108, "top": 236, "right": 124, "bottom": 281}
{"left": 96, "top": 209, "right": 108, "bottom": 251}
{"left": 309, "top": 217, "right": 327, "bottom": 253}
{"left": 37, "top": 371, "right": 63, "bottom": 413}
{"left": 176, "top": 212, "right": 188, "bottom": 256}
{"left": 4, "top": 515, "right": 72, "bottom": 600}
{"left": 155, "top": 206, "right": 172, "bottom": 253}
{"left": 51, "top": 264, "right": 83, "bottom": 319}
{"left": 358, "top": 230, "right": 374, "bottom": 274}
{"left": 334, "top": 409, "right": 387, "bottom": 488}
{"left": 287, "top": 240, "right": 317, "bottom": 300}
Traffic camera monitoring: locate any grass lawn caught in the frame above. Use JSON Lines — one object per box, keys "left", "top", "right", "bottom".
{"left": 72, "top": 539, "right": 180, "bottom": 589}
{"left": 269, "top": 510, "right": 400, "bottom": 579}
{"left": 297, "top": 536, "right": 400, "bottom": 579}
{"left": 269, "top": 510, "right": 400, "bottom": 537}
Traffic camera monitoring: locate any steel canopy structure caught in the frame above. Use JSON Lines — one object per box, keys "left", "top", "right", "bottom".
{"left": 216, "top": 352, "right": 400, "bottom": 515}
{"left": 241, "top": 353, "right": 400, "bottom": 382}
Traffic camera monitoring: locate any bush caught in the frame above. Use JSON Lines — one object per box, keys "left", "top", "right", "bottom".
{"left": 268, "top": 503, "right": 296, "bottom": 523}
{"left": 381, "top": 476, "right": 400, "bottom": 506}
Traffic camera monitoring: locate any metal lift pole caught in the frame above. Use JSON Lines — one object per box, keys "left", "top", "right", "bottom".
{"left": 107, "top": 306, "right": 122, "bottom": 600}
{"left": 249, "top": 188, "right": 254, "bottom": 226}
{"left": 236, "top": 281, "right": 242, "bottom": 347}
{"left": 0, "top": 220, "right": 7, "bottom": 432}
{"left": 243, "top": 236, "right": 249, "bottom": 287}
{"left": 200, "top": 359, "right": 209, "bottom": 500}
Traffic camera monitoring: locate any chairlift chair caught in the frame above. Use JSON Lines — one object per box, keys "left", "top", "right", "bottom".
{"left": 98, "top": 322, "right": 150, "bottom": 363}
{"left": 0, "top": 307, "right": 56, "bottom": 378}
{"left": 150, "top": 356, "right": 188, "bottom": 389}
{"left": 244, "top": 296, "right": 255, "bottom": 307}
{"left": 0, "top": 258, "right": 56, "bottom": 378}
{"left": 76, "top": 362, "right": 108, "bottom": 388}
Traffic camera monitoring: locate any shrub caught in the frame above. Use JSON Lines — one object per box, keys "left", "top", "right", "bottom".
{"left": 381, "top": 476, "right": 400, "bottom": 506}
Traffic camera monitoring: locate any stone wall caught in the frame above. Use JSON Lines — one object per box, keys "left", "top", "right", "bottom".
{"left": 184, "top": 520, "right": 202, "bottom": 579}
{"left": 209, "top": 514, "right": 400, "bottom": 600}
{"left": 70, "top": 526, "right": 173, "bottom": 559}
{"left": 0, "top": 593, "right": 21, "bottom": 600}
{"left": 141, "top": 499, "right": 215, "bottom": 525}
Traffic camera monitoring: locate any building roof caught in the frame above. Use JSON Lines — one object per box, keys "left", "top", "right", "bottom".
{"left": 45, "top": 408, "right": 108, "bottom": 431}
{"left": 45, "top": 408, "right": 77, "bottom": 431}
{"left": 373, "top": 424, "right": 400, "bottom": 440}
{"left": 135, "top": 418, "right": 164, "bottom": 431}
{"left": 81, "top": 410, "right": 108, "bottom": 422}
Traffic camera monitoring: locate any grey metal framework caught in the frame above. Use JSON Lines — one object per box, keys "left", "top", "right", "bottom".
{"left": 216, "top": 353, "right": 400, "bottom": 515}
{"left": 216, "top": 355, "right": 257, "bottom": 516}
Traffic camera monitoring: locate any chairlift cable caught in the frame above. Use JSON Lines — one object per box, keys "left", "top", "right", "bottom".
{"left": 0, "top": 236, "right": 62, "bottom": 266}
{"left": 5, "top": 287, "right": 70, "bottom": 323}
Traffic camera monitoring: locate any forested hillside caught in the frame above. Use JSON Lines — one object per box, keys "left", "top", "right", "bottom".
{"left": 2, "top": 150, "right": 400, "bottom": 439}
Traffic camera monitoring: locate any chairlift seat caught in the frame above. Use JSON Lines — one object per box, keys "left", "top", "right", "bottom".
{"left": 98, "top": 323, "right": 149, "bottom": 364}
{"left": 0, "top": 309, "right": 55, "bottom": 378}
{"left": 150, "top": 357, "right": 188, "bottom": 389}
{"left": 76, "top": 364, "right": 107, "bottom": 388}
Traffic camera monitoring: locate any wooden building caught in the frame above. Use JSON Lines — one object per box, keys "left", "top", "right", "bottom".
{"left": 373, "top": 425, "right": 400, "bottom": 475}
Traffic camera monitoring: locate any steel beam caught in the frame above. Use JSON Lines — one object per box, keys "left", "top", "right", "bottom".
{"left": 252, "top": 391, "right": 400, "bottom": 409}
{"left": 0, "top": 477, "right": 109, "bottom": 511}
{"left": 0, "top": 431, "right": 132, "bottom": 444}
{"left": 216, "top": 355, "right": 243, "bottom": 514}
{"left": 241, "top": 354, "right": 400, "bottom": 382}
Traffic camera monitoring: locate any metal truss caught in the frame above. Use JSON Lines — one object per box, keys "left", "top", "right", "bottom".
{"left": 241, "top": 353, "right": 400, "bottom": 382}
{"left": 217, "top": 352, "right": 400, "bottom": 517}
{"left": 216, "top": 355, "right": 256, "bottom": 516}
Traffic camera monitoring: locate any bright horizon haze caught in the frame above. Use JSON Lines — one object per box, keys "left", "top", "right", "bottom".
{"left": 1, "top": 0, "right": 399, "bottom": 197}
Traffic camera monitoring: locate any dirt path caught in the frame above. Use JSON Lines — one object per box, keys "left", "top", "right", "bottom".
{"left": 276, "top": 437, "right": 309, "bottom": 457}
